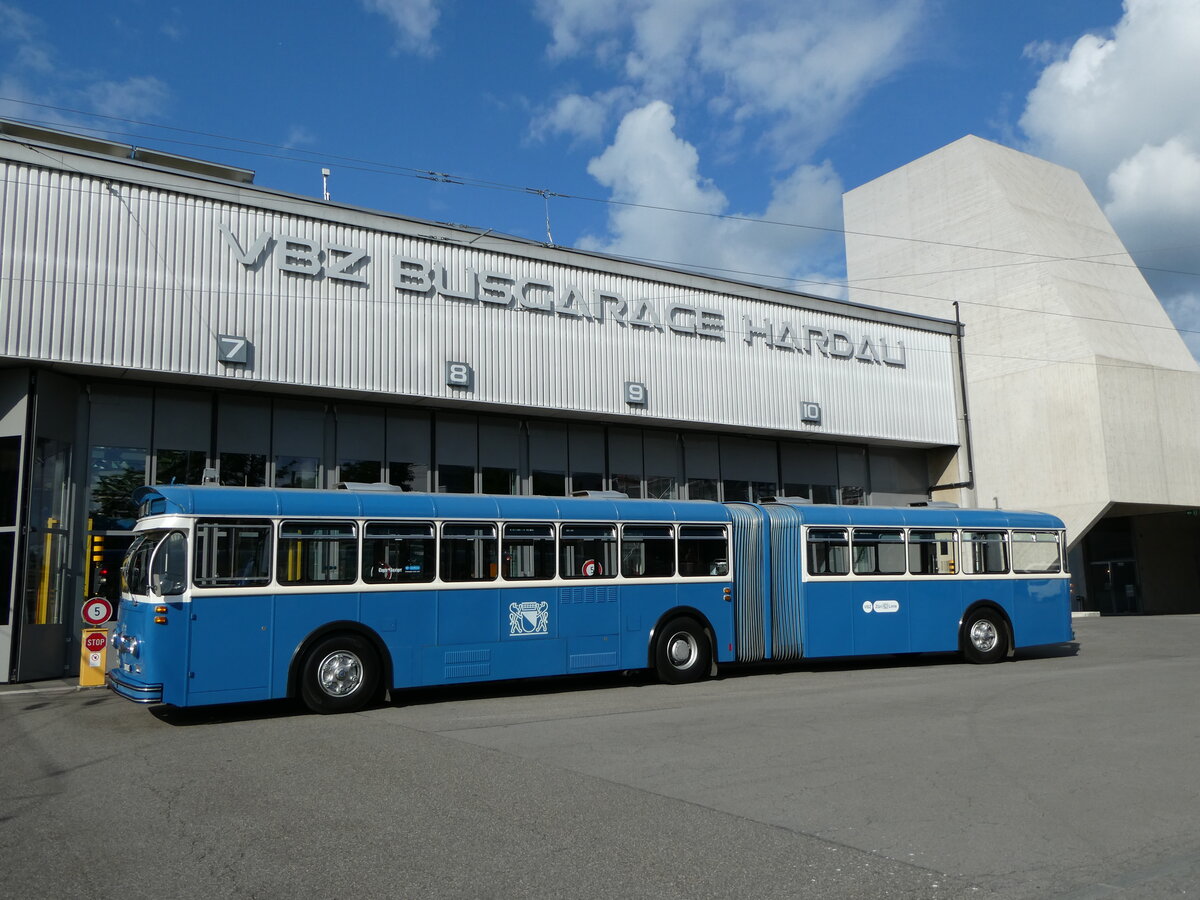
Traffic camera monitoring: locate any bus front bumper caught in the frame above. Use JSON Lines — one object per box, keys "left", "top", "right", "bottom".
{"left": 106, "top": 668, "right": 163, "bottom": 704}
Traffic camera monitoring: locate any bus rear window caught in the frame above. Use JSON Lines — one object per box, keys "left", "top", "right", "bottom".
{"left": 279, "top": 521, "right": 357, "bottom": 585}
{"left": 363, "top": 522, "right": 434, "bottom": 584}
{"left": 502, "top": 523, "right": 555, "bottom": 580}
{"left": 807, "top": 528, "right": 849, "bottom": 576}
{"left": 560, "top": 524, "right": 617, "bottom": 579}
{"left": 1011, "top": 531, "right": 1061, "bottom": 573}
{"left": 194, "top": 520, "right": 272, "bottom": 587}
{"left": 441, "top": 523, "right": 498, "bottom": 582}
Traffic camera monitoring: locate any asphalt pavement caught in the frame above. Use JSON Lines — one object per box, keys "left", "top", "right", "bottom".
{"left": 1, "top": 615, "right": 1197, "bottom": 899}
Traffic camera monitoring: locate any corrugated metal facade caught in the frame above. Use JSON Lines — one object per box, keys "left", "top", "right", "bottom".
{"left": 0, "top": 144, "right": 959, "bottom": 446}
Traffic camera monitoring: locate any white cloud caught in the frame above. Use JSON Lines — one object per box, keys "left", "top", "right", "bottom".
{"left": 580, "top": 101, "right": 844, "bottom": 287}
{"left": 535, "top": 0, "right": 924, "bottom": 163}
{"left": 1020, "top": 0, "right": 1200, "bottom": 359}
{"left": 532, "top": 87, "right": 636, "bottom": 144}
{"left": 360, "top": 0, "right": 440, "bottom": 55}
{"left": 83, "top": 76, "right": 170, "bottom": 120}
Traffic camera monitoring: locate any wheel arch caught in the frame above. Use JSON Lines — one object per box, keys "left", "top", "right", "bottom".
{"left": 647, "top": 606, "right": 717, "bottom": 670}
{"left": 287, "top": 620, "right": 394, "bottom": 700}
{"left": 959, "top": 600, "right": 1014, "bottom": 656}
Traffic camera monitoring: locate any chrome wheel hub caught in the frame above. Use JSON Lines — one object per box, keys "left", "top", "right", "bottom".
{"left": 317, "top": 650, "right": 363, "bottom": 697}
{"left": 667, "top": 632, "right": 698, "bottom": 669}
{"left": 970, "top": 620, "right": 998, "bottom": 653}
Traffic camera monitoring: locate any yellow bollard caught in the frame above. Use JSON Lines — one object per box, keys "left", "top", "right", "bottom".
{"left": 79, "top": 627, "right": 109, "bottom": 687}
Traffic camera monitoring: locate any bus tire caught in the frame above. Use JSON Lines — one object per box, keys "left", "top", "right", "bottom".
{"left": 654, "top": 616, "right": 712, "bottom": 684}
{"left": 300, "top": 634, "right": 380, "bottom": 714}
{"left": 961, "top": 608, "right": 1008, "bottom": 664}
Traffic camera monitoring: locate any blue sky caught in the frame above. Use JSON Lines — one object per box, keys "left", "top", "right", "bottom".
{"left": 3, "top": 1, "right": 1199, "bottom": 355}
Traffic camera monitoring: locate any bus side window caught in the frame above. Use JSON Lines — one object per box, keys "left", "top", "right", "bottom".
{"left": 441, "top": 523, "right": 498, "bottom": 582}
{"left": 621, "top": 525, "right": 674, "bottom": 578}
{"left": 908, "top": 529, "right": 958, "bottom": 575}
{"left": 851, "top": 528, "right": 905, "bottom": 575}
{"left": 278, "top": 521, "right": 357, "bottom": 585}
{"left": 363, "top": 521, "right": 435, "bottom": 583}
{"left": 560, "top": 524, "right": 617, "bottom": 579}
{"left": 502, "top": 523, "right": 556, "bottom": 580}
{"left": 193, "top": 519, "right": 272, "bottom": 587}
{"left": 962, "top": 530, "right": 1008, "bottom": 574}
{"left": 807, "top": 528, "right": 849, "bottom": 576}
{"left": 1011, "top": 531, "right": 1061, "bottom": 574}
{"left": 678, "top": 525, "right": 728, "bottom": 577}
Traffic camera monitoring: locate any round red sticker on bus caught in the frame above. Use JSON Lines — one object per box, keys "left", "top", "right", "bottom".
{"left": 82, "top": 597, "right": 113, "bottom": 626}
{"left": 581, "top": 559, "right": 602, "bottom": 576}
{"left": 84, "top": 632, "right": 107, "bottom": 652}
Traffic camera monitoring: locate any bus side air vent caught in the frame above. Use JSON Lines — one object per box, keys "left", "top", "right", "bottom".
{"left": 336, "top": 482, "right": 406, "bottom": 492}
{"left": 909, "top": 500, "right": 960, "bottom": 508}
{"left": 570, "top": 490, "right": 629, "bottom": 499}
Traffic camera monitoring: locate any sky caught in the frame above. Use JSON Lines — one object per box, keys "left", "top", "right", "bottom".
{"left": 2, "top": 0, "right": 1199, "bottom": 358}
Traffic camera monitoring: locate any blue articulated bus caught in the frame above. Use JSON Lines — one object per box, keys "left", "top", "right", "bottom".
{"left": 107, "top": 486, "right": 1074, "bottom": 714}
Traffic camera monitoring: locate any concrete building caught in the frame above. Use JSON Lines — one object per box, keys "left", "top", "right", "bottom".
{"left": 844, "top": 135, "right": 1200, "bottom": 615}
{"left": 0, "top": 120, "right": 964, "bottom": 681}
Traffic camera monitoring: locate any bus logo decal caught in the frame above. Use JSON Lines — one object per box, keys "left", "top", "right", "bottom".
{"left": 873, "top": 600, "right": 900, "bottom": 614}
{"left": 509, "top": 600, "right": 549, "bottom": 636}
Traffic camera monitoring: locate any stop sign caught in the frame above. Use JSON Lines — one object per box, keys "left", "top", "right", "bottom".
{"left": 84, "top": 632, "right": 107, "bottom": 652}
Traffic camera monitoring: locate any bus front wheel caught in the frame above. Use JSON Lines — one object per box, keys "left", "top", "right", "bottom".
{"left": 300, "top": 634, "right": 380, "bottom": 714}
{"left": 654, "top": 617, "right": 712, "bottom": 684}
{"left": 961, "top": 609, "right": 1008, "bottom": 664}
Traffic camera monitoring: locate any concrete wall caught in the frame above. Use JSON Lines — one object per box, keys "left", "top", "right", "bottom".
{"left": 844, "top": 136, "right": 1200, "bottom": 547}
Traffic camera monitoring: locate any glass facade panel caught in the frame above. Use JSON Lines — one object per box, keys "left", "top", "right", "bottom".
{"left": 438, "top": 464, "right": 475, "bottom": 494}
{"left": 89, "top": 446, "right": 146, "bottom": 530}
{"left": 275, "top": 456, "right": 319, "bottom": 489}
{"left": 339, "top": 459, "right": 382, "bottom": 484}
{"left": 220, "top": 452, "right": 266, "bottom": 487}
{"left": 156, "top": 448, "right": 207, "bottom": 485}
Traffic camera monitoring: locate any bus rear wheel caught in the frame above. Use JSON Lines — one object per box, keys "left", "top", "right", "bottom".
{"left": 654, "top": 616, "right": 712, "bottom": 684}
{"left": 300, "top": 634, "right": 380, "bottom": 714}
{"left": 962, "top": 609, "right": 1008, "bottom": 664}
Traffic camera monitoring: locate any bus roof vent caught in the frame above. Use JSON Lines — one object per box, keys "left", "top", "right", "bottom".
{"left": 760, "top": 496, "right": 813, "bottom": 505}
{"left": 571, "top": 490, "right": 629, "bottom": 499}
{"left": 909, "top": 500, "right": 959, "bottom": 508}
{"left": 336, "top": 482, "right": 405, "bottom": 492}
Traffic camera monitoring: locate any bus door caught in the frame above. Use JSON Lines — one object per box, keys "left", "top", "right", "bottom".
{"left": 905, "top": 528, "right": 963, "bottom": 652}
{"left": 501, "top": 523, "right": 565, "bottom": 677}
{"left": 849, "top": 529, "right": 910, "bottom": 655}
{"left": 802, "top": 528, "right": 856, "bottom": 658}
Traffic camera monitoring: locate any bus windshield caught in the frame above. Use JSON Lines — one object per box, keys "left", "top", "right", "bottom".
{"left": 120, "top": 530, "right": 185, "bottom": 595}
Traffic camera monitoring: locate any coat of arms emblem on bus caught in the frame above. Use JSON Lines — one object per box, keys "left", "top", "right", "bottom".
{"left": 509, "top": 600, "right": 549, "bottom": 636}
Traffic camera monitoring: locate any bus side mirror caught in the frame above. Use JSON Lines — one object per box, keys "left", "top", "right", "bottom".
{"left": 152, "top": 573, "right": 185, "bottom": 596}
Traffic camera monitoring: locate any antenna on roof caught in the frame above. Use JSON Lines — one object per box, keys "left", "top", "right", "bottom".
{"left": 321, "top": 167, "right": 330, "bottom": 201}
